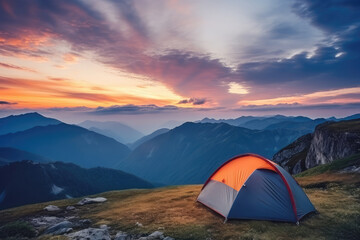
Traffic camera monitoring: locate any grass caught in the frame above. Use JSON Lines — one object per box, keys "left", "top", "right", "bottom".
{"left": 0, "top": 158, "right": 359, "bottom": 239}
{"left": 296, "top": 153, "right": 360, "bottom": 177}
{"left": 0, "top": 221, "right": 36, "bottom": 239}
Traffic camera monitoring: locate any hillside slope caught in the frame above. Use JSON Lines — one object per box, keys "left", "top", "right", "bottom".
{"left": 273, "top": 119, "right": 360, "bottom": 174}
{"left": 121, "top": 122, "right": 304, "bottom": 185}
{"left": 78, "top": 120, "right": 144, "bottom": 144}
{"left": 0, "top": 112, "right": 61, "bottom": 135}
{"left": 0, "top": 147, "right": 50, "bottom": 166}
{"left": 0, "top": 123, "right": 131, "bottom": 168}
{"left": 0, "top": 161, "right": 153, "bottom": 210}
{"left": 128, "top": 128, "right": 169, "bottom": 150}
{"left": 0, "top": 157, "right": 358, "bottom": 239}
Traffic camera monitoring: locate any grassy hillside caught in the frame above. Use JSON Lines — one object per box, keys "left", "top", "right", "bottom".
{"left": 0, "top": 168, "right": 359, "bottom": 240}
{"left": 296, "top": 153, "right": 360, "bottom": 177}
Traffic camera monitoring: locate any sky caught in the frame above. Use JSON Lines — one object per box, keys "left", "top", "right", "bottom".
{"left": 0, "top": 0, "right": 359, "bottom": 132}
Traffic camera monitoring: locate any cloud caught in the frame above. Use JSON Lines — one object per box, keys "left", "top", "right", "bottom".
{"left": 236, "top": 102, "right": 360, "bottom": 112}
{"left": 178, "top": 97, "right": 207, "bottom": 105}
{"left": 236, "top": 0, "right": 360, "bottom": 96}
{"left": 0, "top": 62, "right": 37, "bottom": 73}
{"left": 92, "top": 104, "right": 179, "bottom": 115}
{"left": 0, "top": 100, "right": 16, "bottom": 105}
{"left": 0, "top": 0, "right": 359, "bottom": 109}
{"left": 63, "top": 53, "right": 79, "bottom": 63}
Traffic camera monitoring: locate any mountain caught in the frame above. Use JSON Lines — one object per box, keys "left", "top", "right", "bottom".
{"left": 0, "top": 123, "right": 130, "bottom": 168}
{"left": 273, "top": 119, "right": 360, "bottom": 174}
{"left": 78, "top": 120, "right": 144, "bottom": 144}
{"left": 128, "top": 128, "right": 169, "bottom": 150}
{"left": 0, "top": 160, "right": 153, "bottom": 209}
{"left": 197, "top": 116, "right": 264, "bottom": 126}
{"left": 340, "top": 113, "right": 360, "bottom": 121}
{"left": 0, "top": 147, "right": 50, "bottom": 166}
{"left": 264, "top": 118, "right": 327, "bottom": 134}
{"left": 119, "top": 122, "right": 304, "bottom": 185}
{"left": 0, "top": 112, "right": 61, "bottom": 135}
{"left": 238, "top": 115, "right": 312, "bottom": 130}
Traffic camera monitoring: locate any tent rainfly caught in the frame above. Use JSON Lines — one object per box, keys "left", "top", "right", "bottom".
{"left": 197, "top": 154, "right": 316, "bottom": 223}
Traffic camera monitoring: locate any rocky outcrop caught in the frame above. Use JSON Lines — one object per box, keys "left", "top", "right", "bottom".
{"left": 305, "top": 121, "right": 360, "bottom": 169}
{"left": 272, "top": 133, "right": 312, "bottom": 174}
{"left": 273, "top": 119, "right": 360, "bottom": 174}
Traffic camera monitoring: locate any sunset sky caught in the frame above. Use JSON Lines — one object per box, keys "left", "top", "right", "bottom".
{"left": 0, "top": 0, "right": 359, "bottom": 131}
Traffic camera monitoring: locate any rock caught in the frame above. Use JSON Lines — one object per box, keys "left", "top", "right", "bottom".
{"left": 273, "top": 119, "right": 360, "bottom": 174}
{"left": 44, "top": 220, "right": 73, "bottom": 235}
{"left": 52, "top": 227, "right": 73, "bottom": 235}
{"left": 79, "top": 219, "right": 92, "bottom": 225}
{"left": 44, "top": 205, "right": 61, "bottom": 211}
{"left": 148, "top": 231, "right": 164, "bottom": 239}
{"left": 163, "top": 237, "right": 175, "bottom": 240}
{"left": 115, "top": 231, "right": 130, "bottom": 240}
{"left": 77, "top": 197, "right": 107, "bottom": 205}
{"left": 100, "top": 224, "right": 108, "bottom": 229}
{"left": 339, "top": 165, "right": 360, "bottom": 173}
{"left": 66, "top": 228, "right": 111, "bottom": 240}
{"left": 272, "top": 133, "right": 312, "bottom": 174}
{"left": 305, "top": 122, "right": 360, "bottom": 169}
{"left": 31, "top": 216, "right": 64, "bottom": 227}
{"left": 135, "top": 221, "right": 143, "bottom": 227}
{"left": 66, "top": 206, "right": 76, "bottom": 210}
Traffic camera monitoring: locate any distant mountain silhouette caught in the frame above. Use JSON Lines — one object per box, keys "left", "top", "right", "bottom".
{"left": 0, "top": 147, "right": 50, "bottom": 166}
{"left": 264, "top": 118, "right": 327, "bottom": 134}
{"left": 197, "top": 116, "right": 264, "bottom": 126}
{"left": 238, "top": 115, "right": 312, "bottom": 130}
{"left": 0, "top": 123, "right": 130, "bottom": 168}
{"left": 0, "top": 161, "right": 153, "bottom": 209}
{"left": 0, "top": 112, "right": 61, "bottom": 135}
{"left": 78, "top": 120, "right": 144, "bottom": 144}
{"left": 120, "top": 122, "right": 304, "bottom": 185}
{"left": 128, "top": 128, "right": 169, "bottom": 150}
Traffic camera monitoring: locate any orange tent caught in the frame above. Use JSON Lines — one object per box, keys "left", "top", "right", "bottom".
{"left": 197, "top": 153, "right": 316, "bottom": 223}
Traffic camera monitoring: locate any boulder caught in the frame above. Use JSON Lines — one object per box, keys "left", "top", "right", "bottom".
{"left": 66, "top": 206, "right": 76, "bottom": 210}
{"left": 148, "top": 231, "right": 164, "bottom": 239}
{"left": 66, "top": 228, "right": 111, "bottom": 240}
{"left": 43, "top": 205, "right": 60, "bottom": 211}
{"left": 44, "top": 220, "right": 73, "bottom": 235}
{"left": 163, "top": 237, "right": 175, "bottom": 240}
{"left": 31, "top": 216, "right": 64, "bottom": 227}
{"left": 77, "top": 197, "right": 107, "bottom": 205}
{"left": 115, "top": 231, "right": 131, "bottom": 240}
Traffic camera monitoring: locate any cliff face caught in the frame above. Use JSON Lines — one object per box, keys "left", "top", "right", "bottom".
{"left": 273, "top": 119, "right": 360, "bottom": 174}
{"left": 273, "top": 133, "right": 312, "bottom": 174}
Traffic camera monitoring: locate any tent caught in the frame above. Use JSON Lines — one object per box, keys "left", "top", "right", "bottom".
{"left": 197, "top": 153, "right": 316, "bottom": 223}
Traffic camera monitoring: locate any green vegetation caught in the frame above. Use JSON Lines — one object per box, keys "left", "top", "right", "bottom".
{"left": 0, "top": 221, "right": 36, "bottom": 239}
{"left": 318, "top": 119, "right": 360, "bottom": 132}
{"left": 296, "top": 153, "right": 360, "bottom": 177}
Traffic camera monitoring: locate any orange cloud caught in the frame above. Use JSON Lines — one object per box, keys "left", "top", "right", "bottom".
{"left": 0, "top": 76, "right": 179, "bottom": 109}
{"left": 63, "top": 53, "right": 79, "bottom": 63}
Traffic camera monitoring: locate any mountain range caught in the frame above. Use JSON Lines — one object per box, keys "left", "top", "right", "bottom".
{"left": 0, "top": 123, "right": 130, "bottom": 168}
{"left": 119, "top": 122, "right": 305, "bottom": 185}
{"left": 0, "top": 160, "right": 153, "bottom": 209}
{"left": 0, "top": 112, "right": 359, "bottom": 210}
